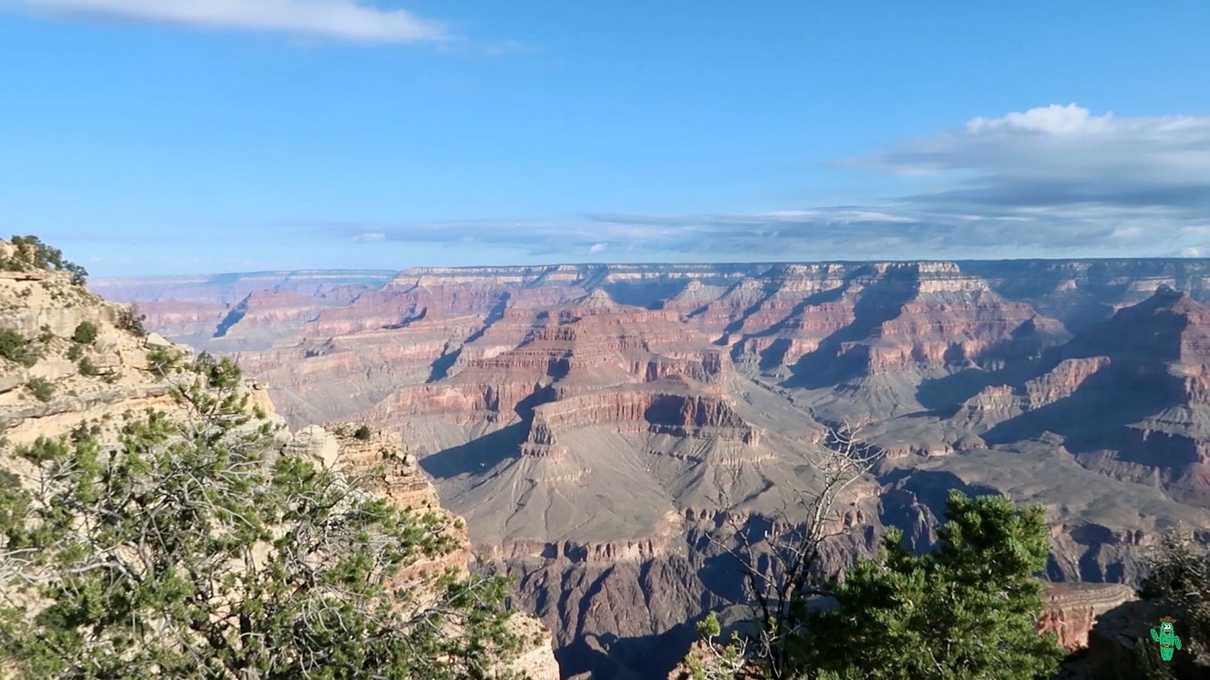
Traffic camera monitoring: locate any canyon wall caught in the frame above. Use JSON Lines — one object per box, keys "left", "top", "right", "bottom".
{"left": 104, "top": 259, "right": 1210, "bottom": 679}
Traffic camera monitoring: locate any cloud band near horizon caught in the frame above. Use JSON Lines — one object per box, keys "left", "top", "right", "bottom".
{"left": 320, "top": 105, "right": 1210, "bottom": 261}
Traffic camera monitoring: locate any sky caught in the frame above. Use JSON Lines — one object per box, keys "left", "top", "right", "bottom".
{"left": 3, "top": 2, "right": 1210, "bottom": 275}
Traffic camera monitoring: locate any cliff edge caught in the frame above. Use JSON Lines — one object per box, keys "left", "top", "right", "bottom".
{"left": 0, "top": 237, "right": 559, "bottom": 679}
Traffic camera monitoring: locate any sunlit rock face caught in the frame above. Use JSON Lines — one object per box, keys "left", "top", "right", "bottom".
{"left": 1038, "top": 582, "right": 1136, "bottom": 652}
{"left": 109, "top": 259, "right": 1210, "bottom": 679}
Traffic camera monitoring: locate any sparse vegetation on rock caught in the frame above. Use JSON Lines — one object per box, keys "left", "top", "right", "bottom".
{"left": 24, "top": 377, "right": 54, "bottom": 403}
{"left": 1132, "top": 531, "right": 1210, "bottom": 675}
{"left": 76, "top": 356, "right": 99, "bottom": 377}
{"left": 146, "top": 344, "right": 181, "bottom": 376}
{"left": 0, "top": 235, "right": 87, "bottom": 285}
{"left": 695, "top": 422, "right": 883, "bottom": 679}
{"left": 0, "top": 237, "right": 554, "bottom": 679}
{"left": 1143, "top": 532, "right": 1209, "bottom": 644}
{"left": 115, "top": 305, "right": 147, "bottom": 337}
{"left": 70, "top": 320, "right": 97, "bottom": 345}
{"left": 0, "top": 328, "right": 38, "bottom": 367}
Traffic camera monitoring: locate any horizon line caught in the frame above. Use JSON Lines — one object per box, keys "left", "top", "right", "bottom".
{"left": 90, "top": 255, "right": 1210, "bottom": 281}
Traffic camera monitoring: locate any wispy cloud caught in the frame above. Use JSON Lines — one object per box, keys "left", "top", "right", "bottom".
{"left": 309, "top": 104, "right": 1210, "bottom": 261}
{"left": 19, "top": 0, "right": 447, "bottom": 42}
{"left": 310, "top": 204, "right": 1207, "bottom": 263}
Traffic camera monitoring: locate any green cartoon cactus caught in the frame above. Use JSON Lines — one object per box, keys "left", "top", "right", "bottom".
{"left": 1149, "top": 617, "right": 1183, "bottom": 662}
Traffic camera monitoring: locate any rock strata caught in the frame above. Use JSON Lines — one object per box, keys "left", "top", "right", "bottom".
{"left": 1039, "top": 582, "right": 1136, "bottom": 651}
{"left": 107, "top": 259, "right": 1210, "bottom": 679}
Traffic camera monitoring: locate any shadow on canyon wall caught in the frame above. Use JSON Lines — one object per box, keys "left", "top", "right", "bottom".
{"left": 783, "top": 268, "right": 921, "bottom": 389}
{"left": 1063, "top": 597, "right": 1210, "bottom": 679}
{"left": 419, "top": 422, "right": 526, "bottom": 479}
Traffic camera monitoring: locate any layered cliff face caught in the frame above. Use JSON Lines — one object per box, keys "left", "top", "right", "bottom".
{"left": 107, "top": 260, "right": 1210, "bottom": 679}
{"left": 1, "top": 248, "right": 560, "bottom": 680}
{"left": 723, "top": 262, "right": 1070, "bottom": 382}
{"left": 959, "top": 287, "right": 1210, "bottom": 508}
{"left": 91, "top": 269, "right": 395, "bottom": 352}
{"left": 92, "top": 269, "right": 396, "bottom": 305}
{"left": 1038, "top": 583, "right": 1137, "bottom": 652}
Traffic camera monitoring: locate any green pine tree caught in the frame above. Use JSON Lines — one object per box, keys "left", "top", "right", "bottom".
{"left": 796, "top": 491, "right": 1064, "bottom": 680}
{"left": 0, "top": 355, "right": 527, "bottom": 679}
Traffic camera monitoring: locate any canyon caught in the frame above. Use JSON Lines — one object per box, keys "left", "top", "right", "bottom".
{"left": 0, "top": 246, "right": 558, "bottom": 679}
{"left": 93, "top": 259, "right": 1210, "bottom": 679}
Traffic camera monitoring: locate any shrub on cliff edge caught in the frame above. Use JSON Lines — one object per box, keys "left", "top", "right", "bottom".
{"left": 0, "top": 356, "right": 527, "bottom": 679}
{"left": 115, "top": 305, "right": 147, "bottom": 337}
{"left": 70, "top": 321, "right": 97, "bottom": 345}
{"left": 24, "top": 377, "right": 53, "bottom": 403}
{"left": 688, "top": 491, "right": 1064, "bottom": 680}
{"left": 1, "top": 235, "right": 87, "bottom": 285}
{"left": 76, "top": 357, "right": 100, "bottom": 377}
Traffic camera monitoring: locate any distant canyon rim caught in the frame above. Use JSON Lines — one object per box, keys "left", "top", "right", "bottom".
{"left": 95, "top": 259, "right": 1210, "bottom": 679}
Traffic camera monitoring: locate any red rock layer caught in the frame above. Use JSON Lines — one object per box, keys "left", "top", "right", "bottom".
{"left": 1038, "top": 582, "right": 1135, "bottom": 651}
{"left": 520, "top": 386, "right": 760, "bottom": 460}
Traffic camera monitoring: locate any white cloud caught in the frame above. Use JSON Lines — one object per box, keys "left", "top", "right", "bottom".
{"left": 966, "top": 103, "right": 1115, "bottom": 135}
{"left": 1181, "top": 247, "right": 1203, "bottom": 257}
{"left": 352, "top": 231, "right": 386, "bottom": 241}
{"left": 868, "top": 104, "right": 1210, "bottom": 194}
{"left": 20, "top": 0, "right": 447, "bottom": 42}
{"left": 313, "top": 198, "right": 1209, "bottom": 262}
{"left": 755, "top": 209, "right": 917, "bottom": 224}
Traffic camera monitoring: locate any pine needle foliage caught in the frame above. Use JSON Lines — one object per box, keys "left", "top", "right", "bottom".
{"left": 0, "top": 355, "right": 526, "bottom": 679}
{"left": 798, "top": 491, "right": 1064, "bottom": 680}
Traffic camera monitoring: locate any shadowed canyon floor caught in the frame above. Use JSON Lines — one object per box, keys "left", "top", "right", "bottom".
{"left": 95, "top": 260, "right": 1210, "bottom": 678}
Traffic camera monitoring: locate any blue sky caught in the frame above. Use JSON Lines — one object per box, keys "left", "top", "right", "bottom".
{"left": 3, "top": 1, "right": 1210, "bottom": 275}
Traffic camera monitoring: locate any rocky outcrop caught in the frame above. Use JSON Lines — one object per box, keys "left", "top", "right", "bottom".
{"left": 211, "top": 289, "right": 347, "bottom": 343}
{"left": 526, "top": 387, "right": 759, "bottom": 445}
{"left": 275, "top": 422, "right": 560, "bottom": 677}
{"left": 1, "top": 249, "right": 561, "bottom": 680}
{"left": 954, "top": 356, "right": 1113, "bottom": 430}
{"left": 0, "top": 263, "right": 211, "bottom": 446}
{"left": 868, "top": 283, "right": 1067, "bottom": 372}
{"left": 1039, "top": 582, "right": 1136, "bottom": 651}
{"left": 723, "top": 262, "right": 1069, "bottom": 378}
